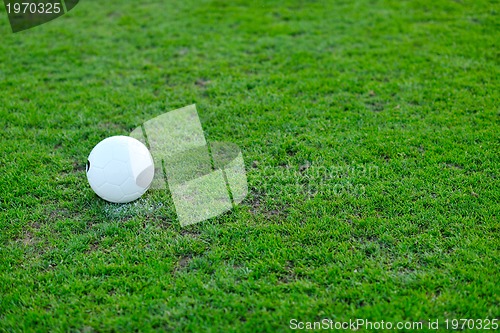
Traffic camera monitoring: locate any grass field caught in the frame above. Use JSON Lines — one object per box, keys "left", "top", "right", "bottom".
{"left": 0, "top": 0, "right": 499, "bottom": 331}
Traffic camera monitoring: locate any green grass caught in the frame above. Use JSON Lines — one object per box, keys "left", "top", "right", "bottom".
{"left": 0, "top": 0, "right": 499, "bottom": 331}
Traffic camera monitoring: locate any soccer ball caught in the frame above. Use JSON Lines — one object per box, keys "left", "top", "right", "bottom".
{"left": 86, "top": 136, "right": 155, "bottom": 203}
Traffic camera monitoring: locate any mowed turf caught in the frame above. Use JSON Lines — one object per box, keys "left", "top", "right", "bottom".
{"left": 0, "top": 0, "right": 498, "bottom": 331}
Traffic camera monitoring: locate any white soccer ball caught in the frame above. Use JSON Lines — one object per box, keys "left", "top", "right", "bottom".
{"left": 86, "top": 136, "right": 155, "bottom": 203}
